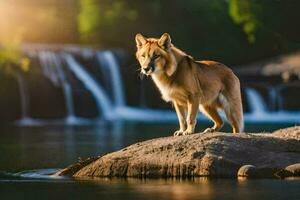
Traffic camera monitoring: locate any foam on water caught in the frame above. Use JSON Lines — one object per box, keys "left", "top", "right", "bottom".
{"left": 0, "top": 169, "right": 67, "bottom": 182}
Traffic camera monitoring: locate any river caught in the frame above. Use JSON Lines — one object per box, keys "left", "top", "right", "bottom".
{"left": 0, "top": 122, "right": 299, "bottom": 200}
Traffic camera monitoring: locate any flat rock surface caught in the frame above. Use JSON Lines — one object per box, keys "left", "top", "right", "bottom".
{"left": 57, "top": 126, "right": 300, "bottom": 178}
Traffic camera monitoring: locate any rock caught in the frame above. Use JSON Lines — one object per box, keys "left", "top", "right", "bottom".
{"left": 285, "top": 163, "right": 300, "bottom": 176}
{"left": 238, "top": 165, "right": 282, "bottom": 178}
{"left": 273, "top": 163, "right": 300, "bottom": 178}
{"left": 238, "top": 165, "right": 257, "bottom": 177}
{"left": 54, "top": 156, "right": 100, "bottom": 177}
{"left": 56, "top": 126, "right": 300, "bottom": 178}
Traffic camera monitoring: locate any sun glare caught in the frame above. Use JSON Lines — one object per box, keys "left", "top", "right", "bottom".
{"left": 0, "top": 0, "right": 77, "bottom": 43}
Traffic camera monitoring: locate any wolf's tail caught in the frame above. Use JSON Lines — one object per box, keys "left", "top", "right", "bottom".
{"left": 220, "top": 78, "right": 244, "bottom": 133}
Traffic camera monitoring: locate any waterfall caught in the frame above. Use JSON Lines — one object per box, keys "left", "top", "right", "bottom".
{"left": 276, "top": 86, "right": 285, "bottom": 111}
{"left": 245, "top": 88, "right": 267, "bottom": 116}
{"left": 39, "top": 51, "right": 60, "bottom": 86}
{"left": 12, "top": 44, "right": 300, "bottom": 125}
{"left": 63, "top": 53, "right": 115, "bottom": 120}
{"left": 38, "top": 51, "right": 81, "bottom": 124}
{"left": 96, "top": 51, "right": 125, "bottom": 107}
{"left": 268, "top": 86, "right": 286, "bottom": 112}
{"left": 13, "top": 71, "right": 36, "bottom": 125}
{"left": 48, "top": 52, "right": 77, "bottom": 123}
{"left": 268, "top": 86, "right": 277, "bottom": 111}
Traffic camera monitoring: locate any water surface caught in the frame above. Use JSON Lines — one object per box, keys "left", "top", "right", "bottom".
{"left": 0, "top": 122, "right": 299, "bottom": 200}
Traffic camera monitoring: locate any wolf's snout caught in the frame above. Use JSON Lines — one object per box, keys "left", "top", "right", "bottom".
{"left": 143, "top": 65, "right": 154, "bottom": 75}
{"left": 144, "top": 66, "right": 152, "bottom": 72}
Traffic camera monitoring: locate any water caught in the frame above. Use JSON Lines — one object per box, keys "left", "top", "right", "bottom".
{"left": 0, "top": 122, "right": 296, "bottom": 171}
{"left": 245, "top": 88, "right": 267, "bottom": 115}
{"left": 244, "top": 88, "right": 300, "bottom": 123}
{"left": 96, "top": 50, "right": 125, "bottom": 107}
{"left": 63, "top": 53, "right": 114, "bottom": 119}
{"left": 0, "top": 123, "right": 299, "bottom": 200}
{"left": 39, "top": 51, "right": 83, "bottom": 125}
{"left": 9, "top": 47, "right": 300, "bottom": 126}
{"left": 1, "top": 176, "right": 299, "bottom": 200}
{"left": 2, "top": 46, "right": 299, "bottom": 199}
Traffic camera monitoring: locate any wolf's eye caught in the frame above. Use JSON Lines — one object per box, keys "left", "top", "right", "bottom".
{"left": 141, "top": 54, "right": 146, "bottom": 59}
{"left": 152, "top": 54, "right": 160, "bottom": 60}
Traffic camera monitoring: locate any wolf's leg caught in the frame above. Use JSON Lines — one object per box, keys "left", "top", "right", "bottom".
{"left": 183, "top": 97, "right": 199, "bottom": 135}
{"left": 173, "top": 102, "right": 186, "bottom": 136}
{"left": 224, "top": 110, "right": 240, "bottom": 133}
{"left": 223, "top": 105, "right": 242, "bottom": 133}
{"left": 200, "top": 105, "right": 223, "bottom": 133}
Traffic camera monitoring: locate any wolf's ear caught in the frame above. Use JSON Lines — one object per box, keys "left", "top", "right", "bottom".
{"left": 135, "top": 33, "right": 147, "bottom": 49}
{"left": 158, "top": 33, "right": 171, "bottom": 50}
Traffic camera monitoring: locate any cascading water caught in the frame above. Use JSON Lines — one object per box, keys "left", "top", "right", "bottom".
{"left": 245, "top": 88, "right": 267, "bottom": 116}
{"left": 244, "top": 87, "right": 300, "bottom": 123}
{"left": 63, "top": 53, "right": 115, "bottom": 120}
{"left": 48, "top": 52, "right": 75, "bottom": 122}
{"left": 39, "top": 51, "right": 60, "bottom": 86}
{"left": 276, "top": 86, "right": 285, "bottom": 111}
{"left": 38, "top": 51, "right": 90, "bottom": 124}
{"left": 12, "top": 45, "right": 300, "bottom": 125}
{"left": 268, "top": 86, "right": 277, "bottom": 111}
{"left": 96, "top": 51, "right": 125, "bottom": 107}
{"left": 14, "top": 71, "right": 36, "bottom": 125}
{"left": 14, "top": 50, "right": 94, "bottom": 126}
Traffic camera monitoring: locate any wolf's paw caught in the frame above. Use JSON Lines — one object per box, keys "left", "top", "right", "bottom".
{"left": 182, "top": 130, "right": 194, "bottom": 135}
{"left": 173, "top": 130, "right": 184, "bottom": 136}
{"left": 203, "top": 127, "right": 215, "bottom": 133}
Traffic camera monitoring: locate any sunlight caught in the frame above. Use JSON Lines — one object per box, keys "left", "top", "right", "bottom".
{"left": 0, "top": 0, "right": 77, "bottom": 43}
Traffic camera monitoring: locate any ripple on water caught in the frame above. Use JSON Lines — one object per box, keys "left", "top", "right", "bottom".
{"left": 0, "top": 168, "right": 70, "bottom": 182}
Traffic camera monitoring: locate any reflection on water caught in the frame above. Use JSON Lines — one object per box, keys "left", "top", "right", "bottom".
{"left": 0, "top": 174, "right": 299, "bottom": 200}
{"left": 0, "top": 122, "right": 299, "bottom": 200}
{"left": 0, "top": 122, "right": 296, "bottom": 171}
{"left": 0, "top": 122, "right": 179, "bottom": 171}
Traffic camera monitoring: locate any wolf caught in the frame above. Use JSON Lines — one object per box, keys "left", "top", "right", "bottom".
{"left": 135, "top": 33, "right": 244, "bottom": 136}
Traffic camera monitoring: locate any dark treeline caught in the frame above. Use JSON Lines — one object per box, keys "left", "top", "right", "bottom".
{"left": 2, "top": 0, "right": 300, "bottom": 65}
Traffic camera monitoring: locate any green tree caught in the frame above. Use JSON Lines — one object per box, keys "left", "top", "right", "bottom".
{"left": 229, "top": 0, "right": 261, "bottom": 43}
{"left": 0, "top": 34, "right": 30, "bottom": 119}
{"left": 78, "top": 0, "right": 137, "bottom": 44}
{"left": 0, "top": 36, "right": 29, "bottom": 74}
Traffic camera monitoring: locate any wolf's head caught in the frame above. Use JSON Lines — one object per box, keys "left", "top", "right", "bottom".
{"left": 135, "top": 33, "right": 176, "bottom": 76}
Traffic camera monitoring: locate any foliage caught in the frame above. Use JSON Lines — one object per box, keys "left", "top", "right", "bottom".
{"left": 78, "top": 0, "right": 101, "bottom": 42}
{"left": 78, "top": 0, "right": 137, "bottom": 44}
{"left": 0, "top": 35, "right": 30, "bottom": 74}
{"left": 229, "top": 0, "right": 260, "bottom": 43}
{"left": 2, "top": 0, "right": 300, "bottom": 65}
